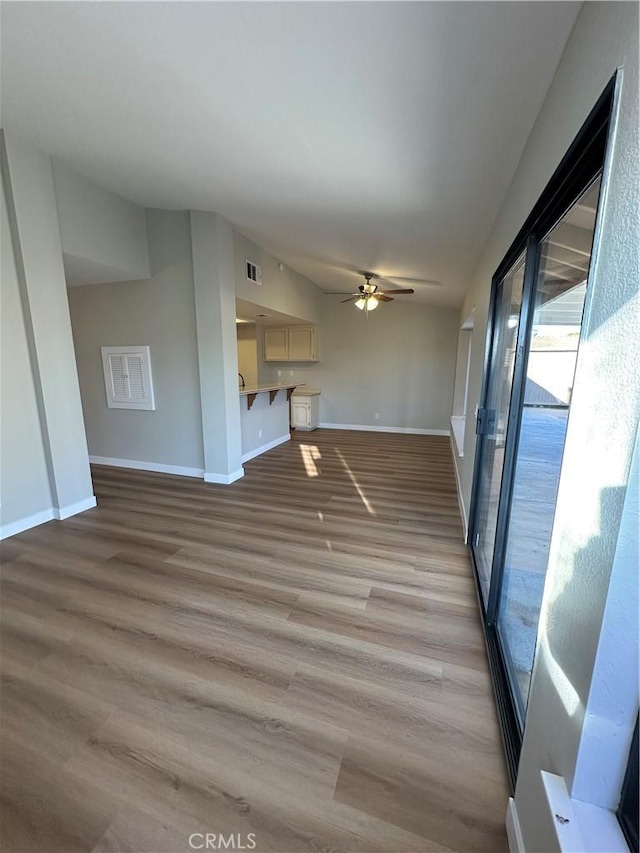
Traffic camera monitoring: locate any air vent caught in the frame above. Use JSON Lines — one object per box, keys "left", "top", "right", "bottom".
{"left": 246, "top": 261, "right": 262, "bottom": 285}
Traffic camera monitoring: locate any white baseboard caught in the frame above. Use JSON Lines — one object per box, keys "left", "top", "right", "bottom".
{"left": 204, "top": 468, "right": 244, "bottom": 485}
{"left": 89, "top": 455, "right": 205, "bottom": 479}
{"left": 89, "top": 455, "right": 247, "bottom": 486}
{"left": 506, "top": 798, "right": 525, "bottom": 853}
{"left": 242, "top": 433, "right": 290, "bottom": 463}
{"left": 54, "top": 496, "right": 97, "bottom": 520}
{"left": 319, "top": 423, "right": 449, "bottom": 436}
{"left": 0, "top": 508, "right": 55, "bottom": 540}
{"left": 449, "top": 434, "right": 469, "bottom": 542}
{"left": 0, "top": 495, "right": 98, "bottom": 540}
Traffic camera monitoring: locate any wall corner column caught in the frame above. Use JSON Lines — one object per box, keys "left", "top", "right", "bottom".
{"left": 1, "top": 130, "right": 96, "bottom": 521}
{"left": 190, "top": 211, "right": 243, "bottom": 484}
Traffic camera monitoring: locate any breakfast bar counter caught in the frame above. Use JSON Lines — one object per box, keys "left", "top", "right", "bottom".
{"left": 239, "top": 383, "right": 298, "bottom": 410}
{"left": 239, "top": 383, "right": 301, "bottom": 463}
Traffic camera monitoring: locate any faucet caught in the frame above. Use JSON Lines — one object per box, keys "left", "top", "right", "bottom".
{"left": 238, "top": 373, "right": 245, "bottom": 388}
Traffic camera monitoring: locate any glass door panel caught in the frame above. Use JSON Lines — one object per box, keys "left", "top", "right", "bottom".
{"left": 497, "top": 176, "right": 602, "bottom": 718}
{"left": 472, "top": 253, "right": 526, "bottom": 603}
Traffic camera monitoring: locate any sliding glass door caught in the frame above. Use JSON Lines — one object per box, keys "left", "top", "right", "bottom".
{"left": 497, "top": 177, "right": 601, "bottom": 720}
{"left": 468, "top": 77, "right": 614, "bottom": 787}
{"left": 472, "top": 253, "right": 526, "bottom": 603}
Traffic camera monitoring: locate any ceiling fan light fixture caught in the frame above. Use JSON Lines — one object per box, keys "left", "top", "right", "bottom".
{"left": 333, "top": 272, "right": 415, "bottom": 314}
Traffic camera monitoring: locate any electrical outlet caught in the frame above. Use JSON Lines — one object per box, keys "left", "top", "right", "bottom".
{"left": 289, "top": 370, "right": 294, "bottom": 377}
{"left": 258, "top": 429, "right": 263, "bottom": 439}
{"left": 374, "top": 412, "right": 380, "bottom": 420}
{"left": 277, "top": 369, "right": 282, "bottom": 377}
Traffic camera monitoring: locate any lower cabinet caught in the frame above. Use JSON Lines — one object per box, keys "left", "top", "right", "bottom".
{"left": 291, "top": 394, "right": 320, "bottom": 431}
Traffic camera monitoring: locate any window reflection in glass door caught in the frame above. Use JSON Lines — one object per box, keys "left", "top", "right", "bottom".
{"left": 497, "top": 176, "right": 602, "bottom": 718}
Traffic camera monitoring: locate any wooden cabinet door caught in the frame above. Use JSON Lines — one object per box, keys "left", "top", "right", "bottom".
{"left": 288, "top": 327, "right": 315, "bottom": 361}
{"left": 291, "top": 402, "right": 310, "bottom": 428}
{"left": 264, "top": 328, "right": 288, "bottom": 361}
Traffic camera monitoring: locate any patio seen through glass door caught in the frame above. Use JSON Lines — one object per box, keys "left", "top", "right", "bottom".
{"left": 470, "top": 175, "right": 602, "bottom": 726}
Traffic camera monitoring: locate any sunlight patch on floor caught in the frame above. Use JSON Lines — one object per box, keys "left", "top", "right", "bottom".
{"left": 334, "top": 448, "right": 376, "bottom": 516}
{"left": 300, "top": 444, "right": 321, "bottom": 478}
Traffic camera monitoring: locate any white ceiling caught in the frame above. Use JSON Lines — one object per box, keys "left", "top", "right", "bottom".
{"left": 0, "top": 1, "right": 581, "bottom": 307}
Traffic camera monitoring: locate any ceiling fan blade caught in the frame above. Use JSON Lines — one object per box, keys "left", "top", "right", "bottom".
{"left": 377, "top": 295, "right": 394, "bottom": 302}
{"left": 324, "top": 291, "right": 360, "bottom": 295}
{"left": 381, "top": 276, "right": 442, "bottom": 287}
{"left": 378, "top": 288, "right": 415, "bottom": 296}
{"left": 340, "top": 296, "right": 359, "bottom": 303}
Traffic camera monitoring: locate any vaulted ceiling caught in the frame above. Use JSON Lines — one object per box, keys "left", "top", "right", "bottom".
{"left": 1, "top": 1, "right": 581, "bottom": 306}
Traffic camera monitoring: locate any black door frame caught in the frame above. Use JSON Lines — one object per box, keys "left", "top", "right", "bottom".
{"left": 468, "top": 75, "right": 618, "bottom": 791}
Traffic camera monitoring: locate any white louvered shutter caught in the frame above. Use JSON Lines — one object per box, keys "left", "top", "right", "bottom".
{"left": 124, "top": 355, "right": 145, "bottom": 402}
{"left": 107, "top": 354, "right": 128, "bottom": 400}
{"left": 101, "top": 347, "right": 155, "bottom": 410}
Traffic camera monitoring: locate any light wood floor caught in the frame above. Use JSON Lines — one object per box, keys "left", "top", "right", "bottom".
{"left": 1, "top": 429, "right": 509, "bottom": 853}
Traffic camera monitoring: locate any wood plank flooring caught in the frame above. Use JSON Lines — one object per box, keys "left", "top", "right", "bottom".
{"left": 0, "top": 429, "right": 509, "bottom": 852}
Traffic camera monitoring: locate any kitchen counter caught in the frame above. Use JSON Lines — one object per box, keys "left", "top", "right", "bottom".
{"left": 239, "top": 382, "right": 301, "bottom": 411}
{"left": 239, "top": 382, "right": 301, "bottom": 397}
{"left": 239, "top": 383, "right": 300, "bottom": 463}
{"left": 291, "top": 387, "right": 320, "bottom": 396}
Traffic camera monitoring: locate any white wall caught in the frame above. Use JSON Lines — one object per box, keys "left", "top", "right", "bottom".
{"left": 0, "top": 167, "right": 53, "bottom": 534}
{"left": 234, "top": 230, "right": 320, "bottom": 324}
{"left": 53, "top": 161, "right": 150, "bottom": 286}
{"left": 68, "top": 209, "right": 205, "bottom": 473}
{"left": 515, "top": 3, "right": 639, "bottom": 845}
{"left": 260, "top": 298, "right": 458, "bottom": 433}
{"left": 449, "top": 3, "right": 639, "bottom": 850}
{"left": 571, "top": 422, "right": 639, "bottom": 810}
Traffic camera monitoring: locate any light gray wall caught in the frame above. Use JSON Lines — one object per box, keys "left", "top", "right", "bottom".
{"left": 236, "top": 324, "right": 258, "bottom": 387}
{"left": 0, "top": 168, "right": 53, "bottom": 530}
{"left": 448, "top": 3, "right": 639, "bottom": 849}
{"left": 68, "top": 209, "right": 205, "bottom": 471}
{"left": 240, "top": 393, "right": 290, "bottom": 459}
{"left": 191, "top": 211, "right": 243, "bottom": 483}
{"left": 53, "top": 161, "right": 150, "bottom": 285}
{"left": 2, "top": 131, "right": 95, "bottom": 521}
{"left": 451, "top": 328, "right": 472, "bottom": 417}
{"left": 234, "top": 230, "right": 320, "bottom": 324}
{"left": 260, "top": 299, "right": 458, "bottom": 432}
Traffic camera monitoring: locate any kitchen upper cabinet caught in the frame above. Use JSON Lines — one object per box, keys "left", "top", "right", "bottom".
{"left": 263, "top": 326, "right": 318, "bottom": 362}
{"left": 289, "top": 327, "right": 316, "bottom": 361}
{"left": 263, "top": 328, "right": 288, "bottom": 361}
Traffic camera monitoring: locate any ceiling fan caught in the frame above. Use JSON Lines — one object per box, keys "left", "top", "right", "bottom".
{"left": 325, "top": 272, "right": 418, "bottom": 316}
